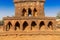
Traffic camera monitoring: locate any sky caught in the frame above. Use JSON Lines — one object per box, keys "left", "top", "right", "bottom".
{"left": 0, "top": 0, "right": 60, "bottom": 20}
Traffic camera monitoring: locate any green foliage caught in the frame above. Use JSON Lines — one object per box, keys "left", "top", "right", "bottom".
{"left": 0, "top": 20, "right": 4, "bottom": 26}
{"left": 56, "top": 12, "right": 60, "bottom": 19}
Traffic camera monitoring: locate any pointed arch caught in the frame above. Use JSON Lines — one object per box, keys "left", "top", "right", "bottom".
{"left": 15, "top": 21, "right": 20, "bottom": 30}
{"left": 23, "top": 21, "right": 28, "bottom": 30}
{"left": 22, "top": 8, "right": 26, "bottom": 16}
{"left": 31, "top": 21, "right": 37, "bottom": 30}
{"left": 33, "top": 8, "right": 37, "bottom": 16}
{"left": 39, "top": 21, "right": 45, "bottom": 29}
{"left": 6, "top": 22, "right": 12, "bottom": 31}
{"left": 28, "top": 8, "right": 32, "bottom": 16}
{"left": 48, "top": 21, "right": 53, "bottom": 28}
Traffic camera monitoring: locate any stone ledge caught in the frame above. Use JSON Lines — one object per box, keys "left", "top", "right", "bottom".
{"left": 3, "top": 17, "right": 56, "bottom": 20}
{"left": 0, "top": 31, "right": 60, "bottom": 36}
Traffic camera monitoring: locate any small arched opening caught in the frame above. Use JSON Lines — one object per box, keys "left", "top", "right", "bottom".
{"left": 15, "top": 21, "right": 20, "bottom": 30}
{"left": 39, "top": 21, "right": 45, "bottom": 29}
{"left": 28, "top": 8, "right": 32, "bottom": 16}
{"left": 33, "top": 8, "right": 37, "bottom": 16}
{"left": 31, "top": 21, "right": 37, "bottom": 30}
{"left": 23, "top": 21, "right": 28, "bottom": 30}
{"left": 22, "top": 8, "right": 26, "bottom": 16}
{"left": 47, "top": 21, "right": 53, "bottom": 29}
{"left": 6, "top": 22, "right": 12, "bottom": 31}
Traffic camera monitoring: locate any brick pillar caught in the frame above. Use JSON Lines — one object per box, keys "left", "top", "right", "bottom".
{"left": 11, "top": 25, "right": 14, "bottom": 31}
{"left": 53, "top": 23, "right": 56, "bottom": 30}
{"left": 32, "top": 8, "right": 33, "bottom": 17}
{"left": 37, "top": 23, "right": 39, "bottom": 31}
{"left": 26, "top": 9, "right": 28, "bottom": 17}
{"left": 45, "top": 23, "right": 48, "bottom": 30}
{"left": 45, "top": 21, "right": 48, "bottom": 30}
{"left": 28, "top": 21, "right": 31, "bottom": 31}
{"left": 20, "top": 21, "right": 23, "bottom": 31}
{"left": 52, "top": 22, "right": 55, "bottom": 30}
{"left": 3, "top": 25, "right": 6, "bottom": 31}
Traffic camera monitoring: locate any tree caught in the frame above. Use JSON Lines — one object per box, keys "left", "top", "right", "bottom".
{"left": 56, "top": 12, "right": 60, "bottom": 19}
{"left": 0, "top": 20, "right": 4, "bottom": 26}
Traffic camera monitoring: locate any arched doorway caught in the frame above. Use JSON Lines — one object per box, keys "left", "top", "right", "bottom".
{"left": 33, "top": 8, "right": 37, "bottom": 16}
{"left": 47, "top": 21, "right": 53, "bottom": 29}
{"left": 39, "top": 21, "right": 45, "bottom": 29}
{"left": 28, "top": 8, "right": 32, "bottom": 16}
{"left": 22, "top": 8, "right": 26, "bottom": 16}
{"left": 23, "top": 21, "right": 28, "bottom": 30}
{"left": 31, "top": 21, "right": 37, "bottom": 30}
{"left": 6, "top": 22, "right": 12, "bottom": 31}
{"left": 15, "top": 21, "right": 20, "bottom": 30}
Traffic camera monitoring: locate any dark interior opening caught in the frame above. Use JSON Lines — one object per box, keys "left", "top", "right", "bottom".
{"left": 28, "top": 8, "right": 32, "bottom": 16}
{"left": 48, "top": 21, "right": 53, "bottom": 28}
{"left": 31, "top": 21, "right": 37, "bottom": 30}
{"left": 6, "top": 22, "right": 12, "bottom": 31}
{"left": 23, "top": 21, "right": 28, "bottom": 30}
{"left": 15, "top": 22, "right": 20, "bottom": 30}
{"left": 22, "top": 8, "right": 26, "bottom": 16}
{"left": 34, "top": 8, "right": 37, "bottom": 12}
{"left": 39, "top": 21, "right": 45, "bottom": 29}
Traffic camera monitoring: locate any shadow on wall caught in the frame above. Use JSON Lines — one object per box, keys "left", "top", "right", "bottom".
{"left": 0, "top": 20, "right": 4, "bottom": 26}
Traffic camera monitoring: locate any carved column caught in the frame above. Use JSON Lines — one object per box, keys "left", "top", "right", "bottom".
{"left": 20, "top": 21, "right": 23, "bottom": 31}
{"left": 52, "top": 21, "right": 56, "bottom": 30}
{"left": 26, "top": 8, "right": 28, "bottom": 17}
{"left": 37, "top": 22, "right": 39, "bottom": 31}
{"left": 3, "top": 25, "right": 6, "bottom": 31}
{"left": 32, "top": 8, "right": 33, "bottom": 17}
{"left": 45, "top": 23, "right": 48, "bottom": 30}
{"left": 11, "top": 25, "right": 14, "bottom": 31}
{"left": 45, "top": 21, "right": 48, "bottom": 30}
{"left": 3, "top": 21, "right": 7, "bottom": 31}
{"left": 28, "top": 21, "right": 31, "bottom": 31}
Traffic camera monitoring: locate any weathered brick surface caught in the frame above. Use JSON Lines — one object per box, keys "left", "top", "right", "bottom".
{"left": 0, "top": 0, "right": 57, "bottom": 40}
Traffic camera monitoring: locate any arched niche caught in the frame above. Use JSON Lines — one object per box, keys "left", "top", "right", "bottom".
{"left": 23, "top": 21, "right": 28, "bottom": 30}
{"left": 47, "top": 21, "right": 53, "bottom": 29}
{"left": 22, "top": 8, "right": 26, "bottom": 16}
{"left": 28, "top": 8, "right": 32, "bottom": 16}
{"left": 6, "top": 22, "right": 12, "bottom": 31}
{"left": 31, "top": 21, "right": 37, "bottom": 30}
{"left": 39, "top": 21, "right": 45, "bottom": 30}
{"left": 15, "top": 21, "right": 20, "bottom": 30}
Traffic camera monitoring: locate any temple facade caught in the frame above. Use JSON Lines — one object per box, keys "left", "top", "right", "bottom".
{"left": 0, "top": 0, "right": 59, "bottom": 40}
{"left": 3, "top": 0, "right": 56, "bottom": 31}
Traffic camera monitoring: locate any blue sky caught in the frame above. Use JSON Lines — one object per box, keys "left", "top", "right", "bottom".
{"left": 0, "top": 0, "right": 60, "bottom": 19}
